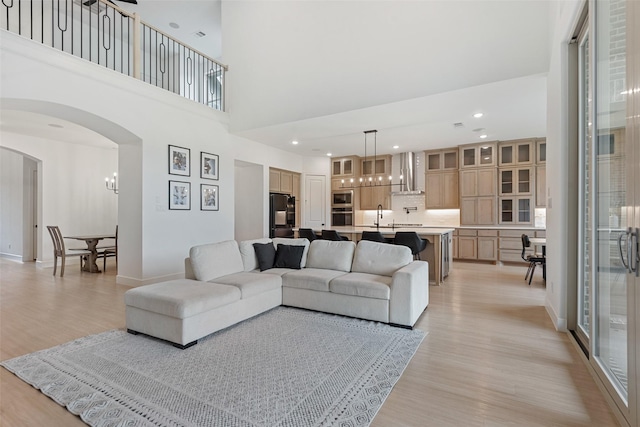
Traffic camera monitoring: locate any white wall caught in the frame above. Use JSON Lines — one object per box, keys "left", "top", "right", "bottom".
{"left": 234, "top": 160, "right": 264, "bottom": 241}
{"left": 0, "top": 31, "right": 316, "bottom": 285}
{"left": 0, "top": 137, "right": 118, "bottom": 264}
{"left": 545, "top": 0, "right": 584, "bottom": 330}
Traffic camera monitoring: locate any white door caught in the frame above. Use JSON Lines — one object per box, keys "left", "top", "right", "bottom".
{"left": 305, "top": 175, "right": 326, "bottom": 230}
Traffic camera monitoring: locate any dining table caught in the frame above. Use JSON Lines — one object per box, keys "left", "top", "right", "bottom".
{"left": 65, "top": 234, "right": 115, "bottom": 273}
{"left": 529, "top": 237, "right": 547, "bottom": 280}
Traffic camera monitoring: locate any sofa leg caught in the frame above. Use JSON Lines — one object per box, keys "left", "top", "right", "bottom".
{"left": 173, "top": 340, "right": 198, "bottom": 350}
{"left": 127, "top": 329, "right": 139, "bottom": 335}
{"left": 389, "top": 323, "right": 413, "bottom": 330}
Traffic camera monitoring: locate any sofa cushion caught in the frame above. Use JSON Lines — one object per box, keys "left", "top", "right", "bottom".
{"left": 239, "top": 238, "right": 272, "bottom": 271}
{"left": 351, "top": 240, "right": 412, "bottom": 277}
{"left": 253, "top": 242, "right": 276, "bottom": 271}
{"left": 282, "top": 268, "right": 348, "bottom": 292}
{"left": 274, "top": 244, "right": 305, "bottom": 269}
{"left": 272, "top": 238, "right": 310, "bottom": 268}
{"left": 189, "top": 240, "right": 245, "bottom": 282}
{"left": 124, "top": 279, "right": 241, "bottom": 319}
{"left": 306, "top": 240, "right": 356, "bottom": 272}
{"left": 213, "top": 272, "right": 282, "bottom": 299}
{"left": 329, "top": 272, "right": 392, "bottom": 300}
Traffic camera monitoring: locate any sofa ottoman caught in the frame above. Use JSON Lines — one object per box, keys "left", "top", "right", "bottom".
{"left": 125, "top": 279, "right": 241, "bottom": 348}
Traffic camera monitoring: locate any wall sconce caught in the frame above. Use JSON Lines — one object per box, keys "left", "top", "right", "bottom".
{"left": 105, "top": 172, "right": 118, "bottom": 194}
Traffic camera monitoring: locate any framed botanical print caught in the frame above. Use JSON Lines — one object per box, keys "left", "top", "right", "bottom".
{"left": 169, "top": 145, "right": 190, "bottom": 176}
{"left": 169, "top": 180, "right": 191, "bottom": 210}
{"left": 200, "top": 152, "right": 219, "bottom": 180}
{"left": 201, "top": 184, "right": 219, "bottom": 211}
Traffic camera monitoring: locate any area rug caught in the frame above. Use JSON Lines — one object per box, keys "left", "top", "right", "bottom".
{"left": 1, "top": 307, "right": 426, "bottom": 427}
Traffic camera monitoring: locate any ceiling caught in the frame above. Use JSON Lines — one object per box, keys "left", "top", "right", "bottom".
{"left": 1, "top": 1, "right": 553, "bottom": 159}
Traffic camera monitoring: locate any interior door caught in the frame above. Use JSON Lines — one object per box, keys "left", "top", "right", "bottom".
{"left": 305, "top": 175, "right": 326, "bottom": 230}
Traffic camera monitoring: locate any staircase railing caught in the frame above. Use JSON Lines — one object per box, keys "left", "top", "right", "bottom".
{"left": 1, "top": 0, "right": 227, "bottom": 111}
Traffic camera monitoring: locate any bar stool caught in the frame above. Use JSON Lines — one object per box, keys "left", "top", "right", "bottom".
{"left": 394, "top": 231, "right": 427, "bottom": 260}
{"left": 299, "top": 228, "right": 318, "bottom": 241}
{"left": 321, "top": 230, "right": 349, "bottom": 241}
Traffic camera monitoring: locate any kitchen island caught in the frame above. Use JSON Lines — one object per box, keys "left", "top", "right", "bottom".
{"left": 301, "top": 226, "right": 454, "bottom": 286}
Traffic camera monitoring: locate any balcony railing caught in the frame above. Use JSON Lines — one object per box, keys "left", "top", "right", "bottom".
{"left": 1, "top": 0, "right": 227, "bottom": 111}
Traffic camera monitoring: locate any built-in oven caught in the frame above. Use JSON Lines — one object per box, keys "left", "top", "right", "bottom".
{"left": 331, "top": 191, "right": 353, "bottom": 208}
{"left": 332, "top": 208, "right": 353, "bottom": 227}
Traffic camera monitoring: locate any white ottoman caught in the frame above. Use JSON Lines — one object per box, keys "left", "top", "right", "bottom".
{"left": 124, "top": 279, "right": 241, "bottom": 349}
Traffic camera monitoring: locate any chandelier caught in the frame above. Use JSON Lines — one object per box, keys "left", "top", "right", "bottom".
{"left": 339, "top": 130, "right": 404, "bottom": 189}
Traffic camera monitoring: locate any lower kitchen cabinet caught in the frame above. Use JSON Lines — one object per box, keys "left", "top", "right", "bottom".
{"left": 477, "top": 230, "right": 498, "bottom": 261}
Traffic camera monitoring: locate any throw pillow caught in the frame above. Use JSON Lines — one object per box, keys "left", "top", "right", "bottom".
{"left": 253, "top": 242, "right": 276, "bottom": 271}
{"left": 274, "top": 244, "right": 305, "bottom": 269}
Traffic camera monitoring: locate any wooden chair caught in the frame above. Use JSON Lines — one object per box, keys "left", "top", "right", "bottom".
{"left": 102, "top": 225, "right": 118, "bottom": 271}
{"left": 394, "top": 231, "right": 427, "bottom": 260}
{"left": 46, "top": 226, "right": 91, "bottom": 277}
{"left": 521, "top": 234, "right": 545, "bottom": 285}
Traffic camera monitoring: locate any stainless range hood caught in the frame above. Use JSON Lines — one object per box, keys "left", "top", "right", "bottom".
{"left": 392, "top": 152, "right": 423, "bottom": 195}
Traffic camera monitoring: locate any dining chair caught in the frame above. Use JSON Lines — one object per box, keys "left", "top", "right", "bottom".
{"left": 298, "top": 228, "right": 318, "bottom": 242}
{"left": 394, "top": 231, "right": 427, "bottom": 260}
{"left": 521, "top": 234, "right": 545, "bottom": 285}
{"left": 102, "top": 225, "right": 118, "bottom": 271}
{"left": 321, "top": 230, "right": 349, "bottom": 241}
{"left": 46, "top": 226, "right": 92, "bottom": 277}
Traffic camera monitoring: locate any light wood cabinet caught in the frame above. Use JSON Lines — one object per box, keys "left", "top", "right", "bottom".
{"left": 499, "top": 167, "right": 533, "bottom": 196}
{"left": 360, "top": 185, "right": 390, "bottom": 210}
{"left": 361, "top": 155, "right": 391, "bottom": 176}
{"left": 536, "top": 166, "right": 546, "bottom": 207}
{"left": 331, "top": 156, "right": 358, "bottom": 177}
{"left": 426, "top": 149, "right": 458, "bottom": 171}
{"left": 460, "top": 168, "right": 496, "bottom": 197}
{"left": 459, "top": 142, "right": 497, "bottom": 169}
{"left": 426, "top": 171, "right": 459, "bottom": 209}
{"left": 499, "top": 139, "right": 534, "bottom": 166}
{"left": 460, "top": 196, "right": 496, "bottom": 226}
{"left": 499, "top": 196, "right": 533, "bottom": 225}
{"left": 457, "top": 236, "right": 477, "bottom": 259}
{"left": 536, "top": 138, "right": 547, "bottom": 164}
{"left": 477, "top": 230, "right": 498, "bottom": 261}
{"left": 269, "top": 168, "right": 299, "bottom": 196}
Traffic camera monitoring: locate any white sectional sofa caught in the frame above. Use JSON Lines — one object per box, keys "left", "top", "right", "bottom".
{"left": 124, "top": 237, "right": 429, "bottom": 348}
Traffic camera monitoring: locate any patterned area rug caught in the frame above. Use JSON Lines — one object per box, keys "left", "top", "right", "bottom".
{"left": 2, "top": 307, "right": 426, "bottom": 427}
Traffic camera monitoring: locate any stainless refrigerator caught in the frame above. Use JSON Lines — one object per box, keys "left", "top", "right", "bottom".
{"left": 269, "top": 193, "right": 295, "bottom": 238}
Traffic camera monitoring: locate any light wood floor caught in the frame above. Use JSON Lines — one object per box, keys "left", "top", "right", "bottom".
{"left": 0, "top": 258, "right": 618, "bottom": 426}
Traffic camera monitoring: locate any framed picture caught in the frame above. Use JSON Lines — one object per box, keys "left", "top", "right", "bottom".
{"left": 169, "top": 145, "right": 190, "bottom": 176}
{"left": 169, "top": 180, "right": 191, "bottom": 210}
{"left": 201, "top": 184, "right": 219, "bottom": 211}
{"left": 200, "top": 152, "right": 219, "bottom": 180}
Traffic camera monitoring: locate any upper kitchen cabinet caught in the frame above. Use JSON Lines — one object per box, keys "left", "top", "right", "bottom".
{"left": 499, "top": 139, "right": 534, "bottom": 166}
{"left": 361, "top": 155, "right": 391, "bottom": 177}
{"left": 425, "top": 149, "right": 459, "bottom": 209}
{"left": 269, "top": 168, "right": 298, "bottom": 195}
{"left": 536, "top": 138, "right": 547, "bottom": 164}
{"left": 459, "top": 142, "right": 497, "bottom": 169}
{"left": 459, "top": 168, "right": 496, "bottom": 198}
{"left": 425, "top": 149, "right": 458, "bottom": 171}
{"left": 331, "top": 156, "right": 359, "bottom": 177}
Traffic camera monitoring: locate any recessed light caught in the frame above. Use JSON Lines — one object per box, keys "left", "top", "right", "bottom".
{"left": 169, "top": 22, "right": 180, "bottom": 29}
{"left": 48, "top": 123, "right": 63, "bottom": 128}
{"left": 291, "top": 140, "right": 299, "bottom": 145}
{"left": 393, "top": 145, "right": 399, "bottom": 149}
{"left": 326, "top": 152, "right": 332, "bottom": 157}
{"left": 480, "top": 134, "right": 488, "bottom": 139}
{"left": 473, "top": 112, "right": 484, "bottom": 118}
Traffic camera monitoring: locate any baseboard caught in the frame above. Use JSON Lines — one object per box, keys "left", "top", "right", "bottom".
{"left": 116, "top": 271, "right": 184, "bottom": 287}
{"left": 0, "top": 253, "right": 25, "bottom": 263}
{"left": 545, "top": 294, "right": 567, "bottom": 332}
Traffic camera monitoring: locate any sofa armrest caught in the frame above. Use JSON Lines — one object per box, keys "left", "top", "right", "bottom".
{"left": 389, "top": 260, "right": 429, "bottom": 327}
{"left": 185, "top": 257, "right": 196, "bottom": 280}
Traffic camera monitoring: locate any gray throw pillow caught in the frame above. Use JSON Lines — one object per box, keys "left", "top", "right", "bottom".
{"left": 274, "top": 244, "right": 305, "bottom": 269}
{"left": 253, "top": 242, "right": 276, "bottom": 271}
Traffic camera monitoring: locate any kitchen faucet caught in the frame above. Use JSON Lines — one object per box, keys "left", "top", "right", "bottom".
{"left": 375, "top": 204, "right": 383, "bottom": 230}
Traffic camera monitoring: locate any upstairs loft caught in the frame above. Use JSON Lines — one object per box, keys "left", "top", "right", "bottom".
{"left": 1, "top": 0, "right": 227, "bottom": 111}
